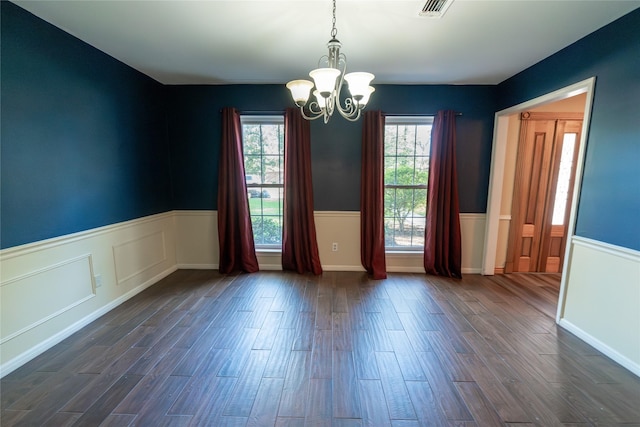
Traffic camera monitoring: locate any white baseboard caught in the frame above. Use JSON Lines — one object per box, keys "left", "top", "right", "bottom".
{"left": 557, "top": 235, "right": 640, "bottom": 378}
{"left": 1, "top": 265, "right": 176, "bottom": 377}
{"left": 323, "top": 265, "right": 366, "bottom": 272}
{"left": 559, "top": 318, "right": 640, "bottom": 377}
{"left": 177, "top": 263, "right": 219, "bottom": 270}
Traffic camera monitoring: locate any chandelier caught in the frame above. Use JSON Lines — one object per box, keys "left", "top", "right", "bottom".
{"left": 286, "top": 0, "right": 375, "bottom": 123}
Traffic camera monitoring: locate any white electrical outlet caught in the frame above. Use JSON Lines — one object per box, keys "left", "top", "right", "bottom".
{"left": 94, "top": 274, "right": 103, "bottom": 288}
{"left": 332, "top": 242, "right": 338, "bottom": 252}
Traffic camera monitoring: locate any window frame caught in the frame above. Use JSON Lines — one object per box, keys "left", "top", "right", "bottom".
{"left": 383, "top": 115, "right": 434, "bottom": 252}
{"left": 240, "top": 115, "right": 285, "bottom": 250}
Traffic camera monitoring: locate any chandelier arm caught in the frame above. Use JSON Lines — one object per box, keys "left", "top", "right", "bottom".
{"left": 318, "top": 55, "right": 330, "bottom": 69}
{"left": 301, "top": 109, "right": 326, "bottom": 121}
{"left": 336, "top": 100, "right": 360, "bottom": 120}
{"left": 326, "top": 92, "right": 336, "bottom": 117}
{"left": 300, "top": 103, "right": 326, "bottom": 121}
{"left": 337, "top": 108, "right": 362, "bottom": 122}
{"left": 332, "top": 52, "right": 358, "bottom": 119}
{"left": 307, "top": 101, "right": 324, "bottom": 115}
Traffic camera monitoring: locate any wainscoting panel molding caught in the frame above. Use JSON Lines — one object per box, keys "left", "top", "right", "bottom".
{"left": 0, "top": 254, "right": 95, "bottom": 345}
{"left": 558, "top": 236, "right": 640, "bottom": 376}
{"left": 113, "top": 231, "right": 167, "bottom": 286}
{"left": 0, "top": 212, "right": 177, "bottom": 377}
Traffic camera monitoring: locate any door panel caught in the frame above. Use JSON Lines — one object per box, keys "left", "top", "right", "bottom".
{"left": 538, "top": 120, "right": 582, "bottom": 273}
{"left": 506, "top": 114, "right": 582, "bottom": 273}
{"left": 506, "top": 118, "right": 556, "bottom": 273}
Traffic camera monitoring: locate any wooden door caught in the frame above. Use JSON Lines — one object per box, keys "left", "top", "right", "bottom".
{"left": 538, "top": 120, "right": 582, "bottom": 272}
{"left": 505, "top": 112, "right": 583, "bottom": 273}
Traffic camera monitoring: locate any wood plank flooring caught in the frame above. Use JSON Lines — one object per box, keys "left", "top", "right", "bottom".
{"left": 2, "top": 270, "right": 639, "bottom": 426}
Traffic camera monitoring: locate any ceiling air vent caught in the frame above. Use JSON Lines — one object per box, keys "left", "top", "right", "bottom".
{"left": 419, "top": 0, "right": 454, "bottom": 18}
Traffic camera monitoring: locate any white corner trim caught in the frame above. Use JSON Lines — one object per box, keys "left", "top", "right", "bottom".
{"left": 173, "top": 210, "right": 218, "bottom": 217}
{"left": 571, "top": 235, "right": 640, "bottom": 262}
{"left": 459, "top": 213, "right": 486, "bottom": 220}
{"left": 0, "top": 211, "right": 174, "bottom": 261}
{"left": 313, "top": 211, "right": 360, "bottom": 218}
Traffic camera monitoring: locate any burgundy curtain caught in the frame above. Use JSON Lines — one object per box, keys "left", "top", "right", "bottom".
{"left": 217, "top": 107, "right": 259, "bottom": 274}
{"left": 424, "top": 110, "right": 462, "bottom": 278}
{"left": 360, "top": 110, "right": 387, "bottom": 279}
{"left": 282, "top": 108, "right": 322, "bottom": 275}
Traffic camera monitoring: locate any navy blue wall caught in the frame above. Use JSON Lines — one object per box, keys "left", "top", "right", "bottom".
{"left": 166, "top": 85, "right": 292, "bottom": 210}
{"left": 166, "top": 84, "right": 495, "bottom": 213}
{"left": 1, "top": 2, "right": 173, "bottom": 249}
{"left": 4, "top": 0, "right": 637, "bottom": 252}
{"left": 497, "top": 8, "right": 640, "bottom": 251}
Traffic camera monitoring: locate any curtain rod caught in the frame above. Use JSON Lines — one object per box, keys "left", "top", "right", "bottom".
{"left": 385, "top": 112, "right": 462, "bottom": 117}
{"left": 219, "top": 110, "right": 462, "bottom": 116}
{"left": 219, "top": 109, "right": 285, "bottom": 115}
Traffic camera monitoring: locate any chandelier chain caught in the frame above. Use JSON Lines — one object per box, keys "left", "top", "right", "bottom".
{"left": 331, "top": 0, "right": 337, "bottom": 38}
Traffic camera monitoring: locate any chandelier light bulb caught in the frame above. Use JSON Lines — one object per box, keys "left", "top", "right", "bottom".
{"left": 309, "top": 68, "right": 341, "bottom": 98}
{"left": 286, "top": 80, "right": 314, "bottom": 107}
{"left": 358, "top": 86, "right": 375, "bottom": 107}
{"left": 344, "top": 72, "right": 375, "bottom": 101}
{"left": 313, "top": 90, "right": 327, "bottom": 110}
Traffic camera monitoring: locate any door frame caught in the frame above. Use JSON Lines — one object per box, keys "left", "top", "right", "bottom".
{"left": 481, "top": 77, "right": 596, "bottom": 320}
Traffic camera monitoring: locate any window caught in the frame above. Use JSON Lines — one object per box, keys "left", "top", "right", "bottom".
{"left": 551, "top": 132, "right": 577, "bottom": 225}
{"left": 241, "top": 116, "right": 284, "bottom": 248}
{"left": 384, "top": 116, "right": 433, "bottom": 249}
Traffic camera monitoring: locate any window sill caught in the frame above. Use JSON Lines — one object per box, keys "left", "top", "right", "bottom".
{"left": 385, "top": 250, "right": 424, "bottom": 257}
{"left": 255, "top": 248, "right": 282, "bottom": 254}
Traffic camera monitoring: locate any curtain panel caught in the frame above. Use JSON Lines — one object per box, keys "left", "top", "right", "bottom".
{"left": 282, "top": 108, "right": 323, "bottom": 275}
{"left": 217, "top": 107, "right": 259, "bottom": 274}
{"left": 360, "top": 110, "right": 388, "bottom": 279}
{"left": 424, "top": 110, "right": 462, "bottom": 278}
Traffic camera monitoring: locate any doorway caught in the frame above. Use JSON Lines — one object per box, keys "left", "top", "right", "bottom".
{"left": 505, "top": 111, "right": 583, "bottom": 273}
{"left": 482, "top": 77, "right": 596, "bottom": 288}
{"left": 482, "top": 77, "right": 595, "bottom": 322}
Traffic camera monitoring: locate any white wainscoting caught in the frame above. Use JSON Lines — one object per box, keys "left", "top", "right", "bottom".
{"left": 0, "top": 212, "right": 177, "bottom": 377}
{"left": 558, "top": 236, "right": 640, "bottom": 377}
{"left": 314, "top": 212, "right": 363, "bottom": 271}
{"left": 1, "top": 209, "right": 486, "bottom": 377}
{"left": 174, "top": 210, "right": 486, "bottom": 274}
{"left": 6, "top": 210, "right": 637, "bottom": 379}
{"left": 1, "top": 254, "right": 95, "bottom": 345}
{"left": 175, "top": 210, "right": 219, "bottom": 269}
{"left": 113, "top": 231, "right": 167, "bottom": 285}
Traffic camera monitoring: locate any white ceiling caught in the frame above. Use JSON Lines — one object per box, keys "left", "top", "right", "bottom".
{"left": 12, "top": 0, "right": 640, "bottom": 85}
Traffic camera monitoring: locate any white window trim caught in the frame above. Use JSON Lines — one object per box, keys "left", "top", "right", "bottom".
{"left": 241, "top": 115, "right": 285, "bottom": 250}
{"left": 384, "top": 115, "right": 434, "bottom": 252}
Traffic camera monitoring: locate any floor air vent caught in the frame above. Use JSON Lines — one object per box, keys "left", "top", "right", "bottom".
{"left": 419, "top": 0, "right": 454, "bottom": 18}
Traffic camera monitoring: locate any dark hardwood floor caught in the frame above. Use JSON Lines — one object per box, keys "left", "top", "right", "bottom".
{"left": 2, "top": 270, "right": 639, "bottom": 426}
